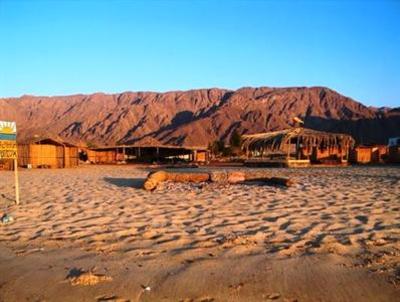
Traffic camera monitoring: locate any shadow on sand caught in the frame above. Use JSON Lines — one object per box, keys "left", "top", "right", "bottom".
{"left": 103, "top": 177, "right": 145, "bottom": 189}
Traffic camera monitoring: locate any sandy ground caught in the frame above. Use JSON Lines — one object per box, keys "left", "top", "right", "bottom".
{"left": 0, "top": 165, "right": 399, "bottom": 301}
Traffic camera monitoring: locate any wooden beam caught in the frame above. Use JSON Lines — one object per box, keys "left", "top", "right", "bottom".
{"left": 14, "top": 158, "right": 19, "bottom": 205}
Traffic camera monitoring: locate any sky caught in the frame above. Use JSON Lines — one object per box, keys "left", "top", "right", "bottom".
{"left": 0, "top": 0, "right": 399, "bottom": 107}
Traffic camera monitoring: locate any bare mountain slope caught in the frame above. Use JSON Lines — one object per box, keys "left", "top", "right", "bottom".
{"left": 0, "top": 87, "right": 399, "bottom": 147}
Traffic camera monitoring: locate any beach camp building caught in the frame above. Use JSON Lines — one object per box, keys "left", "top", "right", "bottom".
{"left": 241, "top": 127, "right": 355, "bottom": 167}
{"left": 85, "top": 148, "right": 120, "bottom": 164}
{"left": 17, "top": 137, "right": 79, "bottom": 168}
{"left": 349, "top": 145, "right": 388, "bottom": 164}
{"left": 86, "top": 144, "right": 209, "bottom": 164}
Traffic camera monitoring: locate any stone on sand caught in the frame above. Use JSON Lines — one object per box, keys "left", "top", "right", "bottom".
{"left": 68, "top": 271, "right": 112, "bottom": 286}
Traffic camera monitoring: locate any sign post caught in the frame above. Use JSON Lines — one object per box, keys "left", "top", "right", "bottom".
{"left": 0, "top": 121, "right": 19, "bottom": 205}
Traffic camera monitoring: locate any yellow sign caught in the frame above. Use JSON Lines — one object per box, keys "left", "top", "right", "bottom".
{"left": 0, "top": 121, "right": 17, "bottom": 159}
{"left": 0, "top": 120, "right": 19, "bottom": 204}
{"left": 0, "top": 140, "right": 17, "bottom": 159}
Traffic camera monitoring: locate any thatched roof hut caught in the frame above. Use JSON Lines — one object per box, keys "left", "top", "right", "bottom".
{"left": 242, "top": 128, "right": 355, "bottom": 153}
{"left": 242, "top": 128, "right": 355, "bottom": 166}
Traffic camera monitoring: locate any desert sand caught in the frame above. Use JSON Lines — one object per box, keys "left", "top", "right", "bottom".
{"left": 0, "top": 165, "right": 399, "bottom": 301}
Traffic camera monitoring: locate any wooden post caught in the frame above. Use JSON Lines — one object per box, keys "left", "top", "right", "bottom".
{"left": 14, "top": 158, "right": 20, "bottom": 205}
{"left": 38, "top": 141, "right": 41, "bottom": 168}
{"left": 63, "top": 144, "right": 66, "bottom": 168}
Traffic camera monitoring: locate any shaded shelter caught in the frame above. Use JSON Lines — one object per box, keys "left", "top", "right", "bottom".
{"left": 87, "top": 144, "right": 209, "bottom": 164}
{"left": 242, "top": 128, "right": 355, "bottom": 167}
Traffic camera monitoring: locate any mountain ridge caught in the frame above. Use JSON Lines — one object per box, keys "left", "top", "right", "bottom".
{"left": 0, "top": 86, "right": 399, "bottom": 147}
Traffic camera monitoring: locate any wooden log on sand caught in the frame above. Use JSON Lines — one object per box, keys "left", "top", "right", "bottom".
{"left": 209, "top": 171, "right": 246, "bottom": 183}
{"left": 210, "top": 171, "right": 290, "bottom": 183}
{"left": 143, "top": 171, "right": 168, "bottom": 191}
{"left": 143, "top": 170, "right": 210, "bottom": 191}
{"left": 143, "top": 170, "right": 292, "bottom": 190}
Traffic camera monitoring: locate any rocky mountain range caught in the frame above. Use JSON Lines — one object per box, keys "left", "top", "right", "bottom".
{"left": 0, "top": 86, "right": 399, "bottom": 147}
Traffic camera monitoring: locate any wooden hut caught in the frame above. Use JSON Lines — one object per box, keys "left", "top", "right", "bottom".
{"left": 241, "top": 128, "right": 355, "bottom": 167}
{"left": 18, "top": 138, "right": 79, "bottom": 168}
{"left": 194, "top": 149, "right": 209, "bottom": 162}
{"left": 86, "top": 148, "right": 119, "bottom": 164}
{"left": 349, "top": 145, "right": 388, "bottom": 164}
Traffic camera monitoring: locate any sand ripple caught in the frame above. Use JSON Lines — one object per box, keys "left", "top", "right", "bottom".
{"left": 1, "top": 165, "right": 399, "bottom": 285}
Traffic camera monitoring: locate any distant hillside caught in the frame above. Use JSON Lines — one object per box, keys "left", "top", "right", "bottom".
{"left": 0, "top": 86, "right": 399, "bottom": 147}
